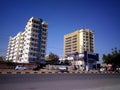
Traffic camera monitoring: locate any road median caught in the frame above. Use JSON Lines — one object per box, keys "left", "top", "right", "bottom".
{"left": 0, "top": 69, "right": 120, "bottom": 74}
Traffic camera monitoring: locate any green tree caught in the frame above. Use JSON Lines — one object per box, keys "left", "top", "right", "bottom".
{"left": 103, "top": 48, "right": 120, "bottom": 68}
{"left": 0, "top": 56, "right": 3, "bottom": 62}
{"left": 5, "top": 60, "right": 16, "bottom": 69}
{"left": 46, "top": 52, "right": 59, "bottom": 64}
{"left": 64, "top": 59, "right": 71, "bottom": 65}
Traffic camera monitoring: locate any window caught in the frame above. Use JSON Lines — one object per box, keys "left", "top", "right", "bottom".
{"left": 31, "top": 38, "right": 38, "bottom": 42}
{"left": 86, "top": 36, "right": 88, "bottom": 38}
{"left": 41, "top": 54, "right": 45, "bottom": 57}
{"left": 32, "top": 34, "right": 38, "bottom": 37}
{"left": 30, "top": 42, "right": 37, "bottom": 47}
{"left": 42, "top": 41, "right": 46, "bottom": 44}
{"left": 41, "top": 46, "right": 45, "bottom": 48}
{"left": 83, "top": 32, "right": 86, "bottom": 35}
{"left": 42, "top": 32, "right": 46, "bottom": 36}
{"left": 43, "top": 24, "right": 47, "bottom": 27}
{"left": 33, "top": 29, "right": 38, "bottom": 33}
{"left": 86, "top": 39, "right": 88, "bottom": 41}
{"left": 41, "top": 50, "right": 45, "bottom": 53}
{"left": 86, "top": 32, "right": 88, "bottom": 35}
{"left": 33, "top": 53, "right": 35, "bottom": 56}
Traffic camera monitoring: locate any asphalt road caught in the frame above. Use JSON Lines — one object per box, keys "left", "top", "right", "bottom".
{"left": 0, "top": 73, "right": 120, "bottom": 90}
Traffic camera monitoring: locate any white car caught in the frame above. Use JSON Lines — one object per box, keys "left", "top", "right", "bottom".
{"left": 116, "top": 68, "right": 120, "bottom": 72}
{"left": 59, "top": 66, "right": 68, "bottom": 72}
{"left": 116, "top": 68, "right": 120, "bottom": 71}
{"left": 15, "top": 65, "right": 27, "bottom": 70}
{"left": 100, "top": 67, "right": 106, "bottom": 72}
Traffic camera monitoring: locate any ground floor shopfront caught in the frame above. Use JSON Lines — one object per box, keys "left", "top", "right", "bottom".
{"left": 67, "top": 51, "right": 99, "bottom": 71}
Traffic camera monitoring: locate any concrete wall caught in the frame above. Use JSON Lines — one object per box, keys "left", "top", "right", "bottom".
{"left": 46, "top": 65, "right": 73, "bottom": 70}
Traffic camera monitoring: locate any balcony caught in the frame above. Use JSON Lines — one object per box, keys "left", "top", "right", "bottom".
{"left": 30, "top": 36, "right": 38, "bottom": 40}
{"left": 42, "top": 33, "right": 47, "bottom": 37}
{"left": 42, "top": 28, "right": 47, "bottom": 31}
{"left": 31, "top": 27, "right": 39, "bottom": 31}
{"left": 65, "top": 39, "right": 71, "bottom": 42}
{"left": 65, "top": 42, "right": 71, "bottom": 45}
{"left": 72, "top": 41, "right": 77, "bottom": 44}
{"left": 32, "top": 22, "right": 40, "bottom": 26}
{"left": 42, "top": 30, "right": 47, "bottom": 33}
{"left": 41, "top": 38, "right": 46, "bottom": 42}
{"left": 65, "top": 44, "right": 71, "bottom": 47}
{"left": 41, "top": 43, "right": 46, "bottom": 46}
{"left": 72, "top": 37, "right": 77, "bottom": 40}
{"left": 43, "top": 27, "right": 48, "bottom": 30}
{"left": 65, "top": 51, "right": 71, "bottom": 54}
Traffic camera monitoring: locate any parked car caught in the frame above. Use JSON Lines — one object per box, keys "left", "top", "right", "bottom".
{"left": 116, "top": 68, "right": 120, "bottom": 71}
{"left": 32, "top": 65, "right": 41, "bottom": 70}
{"left": 115, "top": 68, "right": 120, "bottom": 72}
{"left": 15, "top": 65, "right": 27, "bottom": 70}
{"left": 107, "top": 65, "right": 113, "bottom": 71}
{"left": 100, "top": 67, "right": 106, "bottom": 72}
{"left": 59, "top": 66, "right": 68, "bottom": 72}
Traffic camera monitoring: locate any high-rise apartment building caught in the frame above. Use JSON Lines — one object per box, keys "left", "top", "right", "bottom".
{"left": 64, "top": 29, "right": 98, "bottom": 70}
{"left": 64, "top": 29, "right": 94, "bottom": 58}
{"left": 6, "top": 17, "right": 48, "bottom": 63}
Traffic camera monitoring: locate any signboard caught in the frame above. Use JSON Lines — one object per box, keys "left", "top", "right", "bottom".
{"left": 84, "top": 51, "right": 99, "bottom": 62}
{"left": 67, "top": 53, "right": 84, "bottom": 60}
{"left": 67, "top": 51, "right": 99, "bottom": 61}
{"left": 78, "top": 54, "right": 84, "bottom": 59}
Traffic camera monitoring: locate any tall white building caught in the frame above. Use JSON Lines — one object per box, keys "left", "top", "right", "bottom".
{"left": 6, "top": 17, "right": 48, "bottom": 63}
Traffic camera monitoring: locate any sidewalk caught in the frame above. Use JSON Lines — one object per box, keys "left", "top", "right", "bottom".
{"left": 80, "top": 85, "right": 120, "bottom": 90}
{"left": 0, "top": 69, "right": 119, "bottom": 74}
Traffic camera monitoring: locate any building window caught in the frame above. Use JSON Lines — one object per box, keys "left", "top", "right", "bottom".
{"left": 41, "top": 54, "right": 45, "bottom": 57}
{"left": 21, "top": 50, "right": 23, "bottom": 53}
{"left": 86, "top": 32, "right": 88, "bottom": 35}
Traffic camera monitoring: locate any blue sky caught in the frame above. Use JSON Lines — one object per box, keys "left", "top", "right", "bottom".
{"left": 0, "top": 0, "right": 120, "bottom": 62}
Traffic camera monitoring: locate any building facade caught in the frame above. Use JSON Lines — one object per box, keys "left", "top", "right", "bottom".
{"left": 64, "top": 29, "right": 94, "bottom": 58}
{"left": 6, "top": 17, "right": 48, "bottom": 63}
{"left": 67, "top": 51, "right": 99, "bottom": 70}
{"left": 64, "top": 29, "right": 98, "bottom": 70}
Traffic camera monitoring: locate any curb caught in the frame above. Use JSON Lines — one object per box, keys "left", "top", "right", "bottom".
{"left": 0, "top": 71, "right": 120, "bottom": 74}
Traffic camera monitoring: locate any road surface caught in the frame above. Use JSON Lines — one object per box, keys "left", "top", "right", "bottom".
{"left": 0, "top": 73, "right": 120, "bottom": 90}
